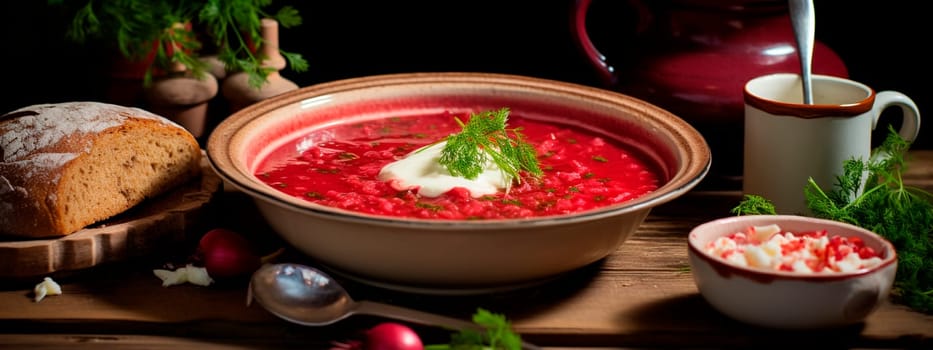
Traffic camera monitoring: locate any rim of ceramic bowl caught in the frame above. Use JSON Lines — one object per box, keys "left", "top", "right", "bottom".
{"left": 688, "top": 215, "right": 898, "bottom": 281}
{"left": 207, "top": 72, "right": 711, "bottom": 228}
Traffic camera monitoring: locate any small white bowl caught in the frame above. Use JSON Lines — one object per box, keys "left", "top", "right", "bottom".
{"left": 687, "top": 215, "right": 897, "bottom": 329}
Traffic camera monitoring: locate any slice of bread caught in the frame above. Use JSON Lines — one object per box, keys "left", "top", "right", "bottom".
{"left": 0, "top": 101, "right": 202, "bottom": 238}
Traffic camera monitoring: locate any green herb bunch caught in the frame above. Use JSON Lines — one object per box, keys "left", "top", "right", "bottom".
{"left": 427, "top": 308, "right": 524, "bottom": 350}
{"left": 733, "top": 126, "right": 933, "bottom": 314}
{"left": 439, "top": 108, "right": 543, "bottom": 185}
{"left": 49, "top": 0, "right": 308, "bottom": 88}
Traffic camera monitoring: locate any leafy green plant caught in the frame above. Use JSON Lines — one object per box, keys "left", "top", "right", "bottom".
{"left": 437, "top": 108, "right": 543, "bottom": 185}
{"left": 49, "top": 0, "right": 308, "bottom": 88}
{"left": 733, "top": 126, "right": 933, "bottom": 314}
{"left": 730, "top": 193, "right": 776, "bottom": 216}
{"left": 427, "top": 308, "right": 524, "bottom": 350}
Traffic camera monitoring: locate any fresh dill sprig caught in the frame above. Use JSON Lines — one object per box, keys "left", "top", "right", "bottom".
{"left": 803, "top": 126, "right": 933, "bottom": 313}
{"left": 426, "top": 308, "right": 524, "bottom": 350}
{"left": 733, "top": 126, "right": 933, "bottom": 314}
{"left": 731, "top": 194, "right": 777, "bottom": 215}
{"left": 439, "top": 108, "right": 542, "bottom": 185}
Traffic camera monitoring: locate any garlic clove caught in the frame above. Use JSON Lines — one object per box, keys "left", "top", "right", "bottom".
{"left": 153, "top": 264, "right": 214, "bottom": 287}
{"left": 33, "top": 277, "right": 62, "bottom": 302}
{"left": 184, "top": 265, "right": 214, "bottom": 286}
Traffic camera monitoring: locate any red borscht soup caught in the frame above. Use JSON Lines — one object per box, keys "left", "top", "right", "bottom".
{"left": 255, "top": 111, "right": 661, "bottom": 220}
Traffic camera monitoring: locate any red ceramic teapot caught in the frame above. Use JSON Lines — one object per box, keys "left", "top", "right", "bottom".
{"left": 572, "top": 0, "right": 849, "bottom": 180}
{"left": 573, "top": 0, "right": 848, "bottom": 124}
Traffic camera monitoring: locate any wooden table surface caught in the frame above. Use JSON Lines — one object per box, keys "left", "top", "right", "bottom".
{"left": 2, "top": 151, "right": 932, "bottom": 349}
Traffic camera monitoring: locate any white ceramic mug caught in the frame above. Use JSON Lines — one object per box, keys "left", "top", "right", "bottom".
{"left": 743, "top": 73, "right": 921, "bottom": 215}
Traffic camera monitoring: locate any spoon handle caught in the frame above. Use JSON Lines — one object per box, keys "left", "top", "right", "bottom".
{"left": 356, "top": 300, "right": 478, "bottom": 330}
{"left": 789, "top": 0, "right": 815, "bottom": 104}
{"left": 355, "top": 300, "right": 541, "bottom": 349}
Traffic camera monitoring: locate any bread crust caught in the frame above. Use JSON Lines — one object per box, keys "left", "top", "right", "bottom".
{"left": 0, "top": 102, "right": 202, "bottom": 238}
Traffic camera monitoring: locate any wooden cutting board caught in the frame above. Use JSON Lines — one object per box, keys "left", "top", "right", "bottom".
{"left": 0, "top": 152, "right": 222, "bottom": 280}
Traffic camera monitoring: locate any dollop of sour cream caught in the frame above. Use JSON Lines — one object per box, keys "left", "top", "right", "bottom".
{"left": 377, "top": 141, "right": 509, "bottom": 198}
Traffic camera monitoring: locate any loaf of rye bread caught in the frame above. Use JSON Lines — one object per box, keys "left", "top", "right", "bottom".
{"left": 0, "top": 101, "right": 202, "bottom": 238}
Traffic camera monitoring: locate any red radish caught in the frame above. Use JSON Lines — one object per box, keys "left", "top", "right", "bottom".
{"left": 196, "top": 228, "right": 261, "bottom": 279}
{"left": 331, "top": 322, "right": 424, "bottom": 350}
{"left": 363, "top": 323, "right": 424, "bottom": 350}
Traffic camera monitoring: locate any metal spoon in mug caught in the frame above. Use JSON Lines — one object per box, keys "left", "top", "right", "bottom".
{"left": 248, "top": 263, "right": 540, "bottom": 349}
{"left": 789, "top": 0, "right": 815, "bottom": 104}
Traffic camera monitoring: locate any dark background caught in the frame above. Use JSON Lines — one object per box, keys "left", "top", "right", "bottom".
{"left": 2, "top": 1, "right": 928, "bottom": 153}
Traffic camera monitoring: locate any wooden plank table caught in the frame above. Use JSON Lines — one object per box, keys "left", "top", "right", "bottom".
{"left": 1, "top": 151, "right": 932, "bottom": 349}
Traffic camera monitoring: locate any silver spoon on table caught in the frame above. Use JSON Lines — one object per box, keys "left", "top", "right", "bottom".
{"left": 248, "top": 263, "right": 540, "bottom": 349}
{"left": 789, "top": 0, "right": 816, "bottom": 104}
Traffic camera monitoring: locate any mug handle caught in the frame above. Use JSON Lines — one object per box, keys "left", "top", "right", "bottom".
{"left": 570, "top": 0, "right": 652, "bottom": 87}
{"left": 870, "top": 91, "right": 921, "bottom": 160}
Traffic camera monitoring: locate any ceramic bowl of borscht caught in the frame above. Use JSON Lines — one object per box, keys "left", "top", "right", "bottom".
{"left": 207, "top": 72, "right": 711, "bottom": 293}
{"left": 688, "top": 215, "right": 898, "bottom": 329}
